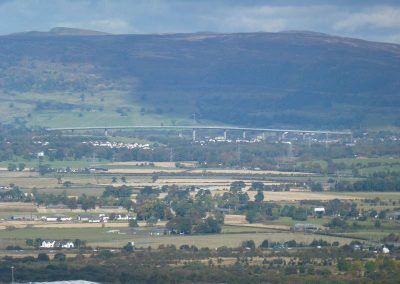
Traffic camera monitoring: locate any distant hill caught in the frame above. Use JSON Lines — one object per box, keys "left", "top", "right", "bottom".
{"left": 9, "top": 27, "right": 111, "bottom": 36}
{"left": 0, "top": 29, "right": 399, "bottom": 129}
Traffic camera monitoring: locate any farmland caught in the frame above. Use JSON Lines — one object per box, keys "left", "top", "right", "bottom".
{"left": 0, "top": 159, "right": 399, "bottom": 249}
{"left": 0, "top": 124, "right": 398, "bottom": 284}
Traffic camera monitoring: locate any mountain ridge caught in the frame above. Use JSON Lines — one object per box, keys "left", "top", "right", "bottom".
{"left": 8, "top": 27, "right": 111, "bottom": 36}
{"left": 0, "top": 30, "right": 399, "bottom": 129}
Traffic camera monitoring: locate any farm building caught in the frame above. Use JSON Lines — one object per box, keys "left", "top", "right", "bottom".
{"left": 11, "top": 214, "right": 38, "bottom": 221}
{"left": 42, "top": 215, "right": 72, "bottom": 222}
{"left": 293, "top": 223, "right": 321, "bottom": 232}
{"left": 40, "top": 240, "right": 75, "bottom": 249}
{"left": 60, "top": 241, "right": 75, "bottom": 249}
{"left": 43, "top": 216, "right": 59, "bottom": 222}
{"left": 77, "top": 215, "right": 93, "bottom": 222}
{"left": 41, "top": 240, "right": 57, "bottom": 248}
{"left": 314, "top": 207, "right": 325, "bottom": 217}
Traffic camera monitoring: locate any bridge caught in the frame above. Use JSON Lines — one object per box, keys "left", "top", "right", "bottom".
{"left": 46, "top": 125, "right": 352, "bottom": 141}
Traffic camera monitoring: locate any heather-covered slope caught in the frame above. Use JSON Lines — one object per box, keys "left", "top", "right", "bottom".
{"left": 1, "top": 30, "right": 399, "bottom": 128}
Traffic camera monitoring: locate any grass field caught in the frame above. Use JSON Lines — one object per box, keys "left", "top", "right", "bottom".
{"left": 296, "top": 157, "right": 400, "bottom": 176}
{"left": 322, "top": 191, "right": 400, "bottom": 200}
{"left": 0, "top": 226, "right": 356, "bottom": 249}
{"left": 0, "top": 90, "right": 197, "bottom": 128}
{"left": 248, "top": 191, "right": 361, "bottom": 201}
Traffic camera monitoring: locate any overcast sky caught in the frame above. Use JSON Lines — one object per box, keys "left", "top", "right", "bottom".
{"left": 1, "top": 0, "right": 400, "bottom": 43}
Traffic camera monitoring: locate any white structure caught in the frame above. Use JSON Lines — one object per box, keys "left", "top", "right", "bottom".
{"left": 77, "top": 215, "right": 92, "bottom": 222}
{"left": 41, "top": 240, "right": 75, "bottom": 249}
{"left": 314, "top": 207, "right": 325, "bottom": 214}
{"left": 61, "top": 241, "right": 75, "bottom": 249}
{"left": 382, "top": 247, "right": 390, "bottom": 254}
{"left": 59, "top": 216, "right": 72, "bottom": 222}
{"left": 45, "top": 216, "right": 59, "bottom": 222}
{"left": 41, "top": 240, "right": 56, "bottom": 248}
{"left": 115, "top": 214, "right": 129, "bottom": 221}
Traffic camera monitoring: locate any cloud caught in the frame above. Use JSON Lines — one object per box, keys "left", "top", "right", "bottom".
{"left": 57, "top": 19, "right": 134, "bottom": 34}
{"left": 334, "top": 6, "right": 400, "bottom": 31}
{"left": 219, "top": 5, "right": 335, "bottom": 32}
{"left": 0, "top": 0, "right": 400, "bottom": 43}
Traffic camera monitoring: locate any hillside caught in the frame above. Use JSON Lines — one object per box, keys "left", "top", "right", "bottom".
{"left": 0, "top": 30, "right": 399, "bottom": 129}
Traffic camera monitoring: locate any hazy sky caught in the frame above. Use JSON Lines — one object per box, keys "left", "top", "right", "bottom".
{"left": 1, "top": 0, "right": 400, "bottom": 43}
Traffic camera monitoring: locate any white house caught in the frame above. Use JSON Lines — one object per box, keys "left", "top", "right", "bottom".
{"left": 61, "top": 241, "right": 75, "bottom": 249}
{"left": 45, "top": 216, "right": 59, "bottom": 222}
{"left": 115, "top": 214, "right": 129, "bottom": 221}
{"left": 314, "top": 207, "right": 325, "bottom": 215}
{"left": 77, "top": 215, "right": 92, "bottom": 222}
{"left": 41, "top": 240, "right": 56, "bottom": 248}
{"left": 41, "top": 240, "right": 75, "bottom": 249}
{"left": 59, "top": 216, "right": 72, "bottom": 222}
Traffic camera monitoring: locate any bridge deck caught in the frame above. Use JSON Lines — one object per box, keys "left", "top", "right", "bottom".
{"left": 46, "top": 125, "right": 352, "bottom": 135}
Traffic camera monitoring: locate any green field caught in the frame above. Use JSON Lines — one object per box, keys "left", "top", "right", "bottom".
{"left": 0, "top": 226, "right": 356, "bottom": 249}
{"left": 296, "top": 157, "right": 400, "bottom": 176}
{"left": 0, "top": 90, "right": 198, "bottom": 128}
{"left": 263, "top": 217, "right": 329, "bottom": 227}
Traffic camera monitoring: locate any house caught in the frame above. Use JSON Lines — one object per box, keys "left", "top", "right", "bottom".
{"left": 41, "top": 240, "right": 56, "bottom": 248}
{"left": 77, "top": 215, "right": 93, "bottom": 222}
{"left": 11, "top": 214, "right": 38, "bottom": 221}
{"left": 314, "top": 207, "right": 325, "bottom": 217}
{"left": 78, "top": 214, "right": 104, "bottom": 223}
{"left": 293, "top": 223, "right": 321, "bottom": 233}
{"left": 42, "top": 215, "right": 72, "bottom": 222}
{"left": 60, "top": 241, "right": 75, "bottom": 249}
{"left": 387, "top": 211, "right": 400, "bottom": 220}
{"left": 58, "top": 215, "right": 72, "bottom": 222}
{"left": 115, "top": 214, "right": 129, "bottom": 221}
{"left": 41, "top": 240, "right": 75, "bottom": 249}
{"left": 99, "top": 214, "right": 109, "bottom": 222}
{"left": 44, "top": 216, "right": 59, "bottom": 222}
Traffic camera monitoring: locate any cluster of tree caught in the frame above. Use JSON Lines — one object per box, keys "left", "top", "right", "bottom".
{"left": 165, "top": 189, "right": 223, "bottom": 234}
{"left": 0, "top": 123, "right": 399, "bottom": 175}
{"left": 333, "top": 172, "right": 400, "bottom": 192}
{"left": 250, "top": 181, "right": 292, "bottom": 192}
{"left": 102, "top": 185, "right": 133, "bottom": 198}
{"left": 0, "top": 242, "right": 398, "bottom": 283}
{"left": 257, "top": 239, "right": 337, "bottom": 249}
{"left": 279, "top": 205, "right": 308, "bottom": 221}
{"left": 7, "top": 162, "right": 26, "bottom": 171}
{"left": 32, "top": 191, "right": 97, "bottom": 211}
{"left": 0, "top": 186, "right": 29, "bottom": 202}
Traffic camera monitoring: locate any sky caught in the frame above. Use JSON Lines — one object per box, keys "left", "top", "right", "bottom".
{"left": 1, "top": 0, "right": 400, "bottom": 43}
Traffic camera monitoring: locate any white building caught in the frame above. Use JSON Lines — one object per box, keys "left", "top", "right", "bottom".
{"left": 61, "top": 241, "right": 75, "bottom": 249}
{"left": 115, "top": 214, "right": 129, "bottom": 221}
{"left": 59, "top": 216, "right": 72, "bottom": 222}
{"left": 41, "top": 240, "right": 75, "bottom": 249}
{"left": 45, "top": 216, "right": 59, "bottom": 222}
{"left": 77, "top": 215, "right": 92, "bottom": 222}
{"left": 41, "top": 240, "right": 56, "bottom": 248}
{"left": 314, "top": 207, "right": 325, "bottom": 215}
